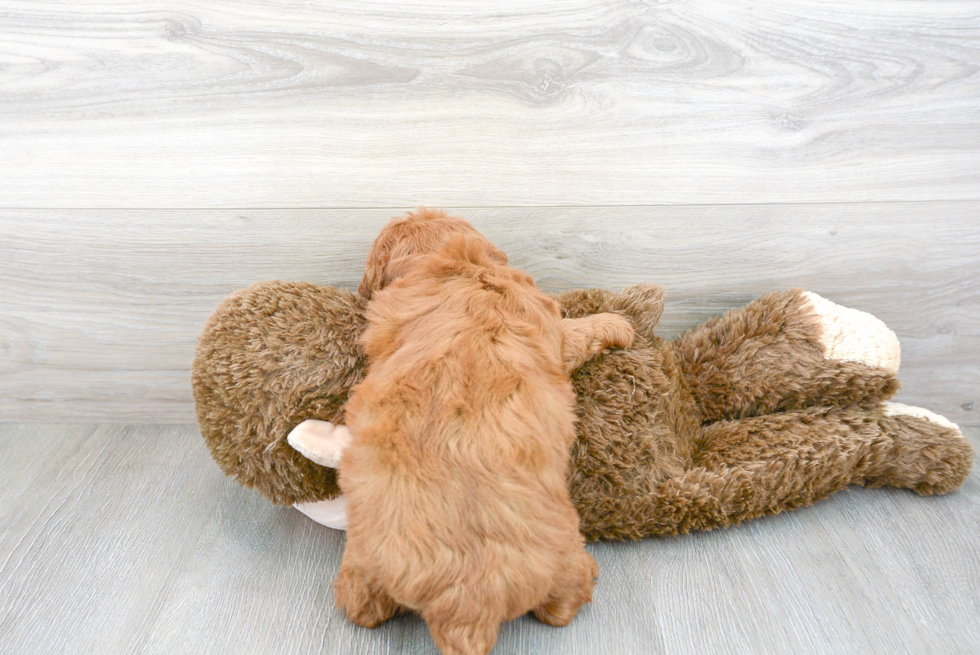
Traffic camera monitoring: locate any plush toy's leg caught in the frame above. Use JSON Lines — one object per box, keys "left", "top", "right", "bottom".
{"left": 578, "top": 404, "right": 972, "bottom": 540}
{"left": 866, "top": 402, "right": 974, "bottom": 495}
{"left": 334, "top": 561, "right": 400, "bottom": 628}
{"left": 672, "top": 289, "right": 901, "bottom": 422}
{"left": 532, "top": 547, "right": 598, "bottom": 627}
{"left": 801, "top": 291, "right": 901, "bottom": 372}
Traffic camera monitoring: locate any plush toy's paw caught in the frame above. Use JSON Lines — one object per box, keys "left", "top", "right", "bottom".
{"left": 802, "top": 292, "right": 901, "bottom": 374}
{"left": 883, "top": 402, "right": 961, "bottom": 431}
{"left": 287, "top": 419, "right": 352, "bottom": 468}
{"left": 876, "top": 402, "right": 974, "bottom": 495}
{"left": 294, "top": 496, "right": 349, "bottom": 530}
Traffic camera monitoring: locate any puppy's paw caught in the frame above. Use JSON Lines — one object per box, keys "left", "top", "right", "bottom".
{"left": 802, "top": 291, "right": 901, "bottom": 374}
{"left": 533, "top": 549, "right": 597, "bottom": 627}
{"left": 561, "top": 313, "right": 635, "bottom": 373}
{"left": 594, "top": 312, "right": 635, "bottom": 350}
{"left": 287, "top": 419, "right": 352, "bottom": 468}
{"left": 335, "top": 566, "right": 399, "bottom": 628}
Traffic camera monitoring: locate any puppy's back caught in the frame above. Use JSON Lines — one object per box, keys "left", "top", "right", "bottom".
{"left": 340, "top": 243, "right": 592, "bottom": 653}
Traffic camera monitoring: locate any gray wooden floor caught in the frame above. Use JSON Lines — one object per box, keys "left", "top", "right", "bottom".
{"left": 1, "top": 423, "right": 978, "bottom": 654}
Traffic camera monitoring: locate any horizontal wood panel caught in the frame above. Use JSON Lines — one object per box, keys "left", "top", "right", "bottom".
{"left": 1, "top": 0, "right": 979, "bottom": 207}
{"left": 1, "top": 203, "right": 977, "bottom": 423}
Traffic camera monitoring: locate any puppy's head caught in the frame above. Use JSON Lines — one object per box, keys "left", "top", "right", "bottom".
{"left": 358, "top": 208, "right": 507, "bottom": 298}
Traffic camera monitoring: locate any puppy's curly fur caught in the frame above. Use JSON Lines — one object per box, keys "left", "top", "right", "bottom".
{"left": 334, "top": 210, "right": 633, "bottom": 654}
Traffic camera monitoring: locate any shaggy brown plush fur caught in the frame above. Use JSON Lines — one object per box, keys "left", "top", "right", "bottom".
{"left": 194, "top": 282, "right": 367, "bottom": 504}
{"left": 332, "top": 211, "right": 632, "bottom": 651}
{"left": 193, "top": 246, "right": 974, "bottom": 545}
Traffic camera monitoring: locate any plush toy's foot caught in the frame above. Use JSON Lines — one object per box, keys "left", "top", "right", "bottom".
{"left": 883, "top": 402, "right": 960, "bottom": 430}
{"left": 802, "top": 292, "right": 901, "bottom": 374}
{"left": 873, "top": 402, "right": 974, "bottom": 495}
{"left": 294, "top": 496, "right": 348, "bottom": 530}
{"left": 287, "top": 419, "right": 352, "bottom": 468}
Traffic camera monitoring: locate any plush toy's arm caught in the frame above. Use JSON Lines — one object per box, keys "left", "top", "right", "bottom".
{"left": 560, "top": 313, "right": 635, "bottom": 374}
{"left": 293, "top": 495, "right": 349, "bottom": 530}
{"left": 288, "top": 420, "right": 352, "bottom": 530}
{"left": 287, "top": 419, "right": 353, "bottom": 468}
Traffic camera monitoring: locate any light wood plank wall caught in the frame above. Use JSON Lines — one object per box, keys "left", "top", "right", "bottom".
{"left": 1, "top": 1, "right": 978, "bottom": 424}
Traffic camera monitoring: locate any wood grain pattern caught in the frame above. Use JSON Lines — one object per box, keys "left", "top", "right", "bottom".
{"left": 1, "top": 424, "right": 977, "bottom": 654}
{"left": 1, "top": 0, "right": 979, "bottom": 207}
{"left": 1, "top": 204, "right": 977, "bottom": 424}
{"left": 2, "top": 4, "right": 977, "bottom": 650}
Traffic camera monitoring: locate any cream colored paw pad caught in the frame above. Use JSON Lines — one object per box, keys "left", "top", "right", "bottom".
{"left": 295, "top": 496, "right": 349, "bottom": 530}
{"left": 287, "top": 419, "right": 352, "bottom": 468}
{"left": 802, "top": 292, "right": 901, "bottom": 374}
{"left": 883, "top": 402, "right": 962, "bottom": 435}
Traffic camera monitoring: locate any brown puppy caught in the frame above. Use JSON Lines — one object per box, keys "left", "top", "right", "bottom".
{"left": 335, "top": 209, "right": 634, "bottom": 654}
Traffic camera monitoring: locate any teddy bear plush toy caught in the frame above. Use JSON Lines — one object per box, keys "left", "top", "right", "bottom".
{"left": 193, "top": 264, "right": 973, "bottom": 541}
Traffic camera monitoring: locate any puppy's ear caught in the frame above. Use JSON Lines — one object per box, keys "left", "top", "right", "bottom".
{"left": 484, "top": 242, "right": 508, "bottom": 266}
{"left": 358, "top": 251, "right": 414, "bottom": 299}
{"left": 358, "top": 251, "right": 382, "bottom": 299}
{"left": 358, "top": 221, "right": 408, "bottom": 299}
{"left": 445, "top": 234, "right": 508, "bottom": 267}
{"left": 358, "top": 252, "right": 381, "bottom": 299}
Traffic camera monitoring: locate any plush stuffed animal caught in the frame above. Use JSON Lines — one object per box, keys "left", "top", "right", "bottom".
{"left": 193, "top": 281, "right": 973, "bottom": 541}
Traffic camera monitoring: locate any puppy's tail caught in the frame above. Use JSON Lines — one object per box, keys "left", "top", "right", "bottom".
{"left": 422, "top": 594, "right": 503, "bottom": 655}
{"left": 426, "top": 618, "right": 500, "bottom": 655}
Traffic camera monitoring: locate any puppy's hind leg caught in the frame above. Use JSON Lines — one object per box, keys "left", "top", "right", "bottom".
{"left": 532, "top": 547, "right": 598, "bottom": 627}
{"left": 334, "top": 562, "right": 399, "bottom": 628}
